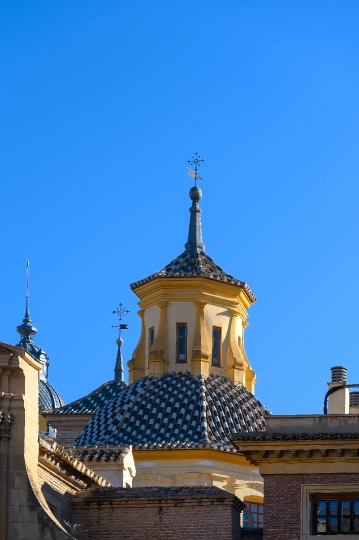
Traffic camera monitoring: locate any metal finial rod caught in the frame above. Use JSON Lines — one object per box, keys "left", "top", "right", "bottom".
{"left": 25, "top": 260, "right": 30, "bottom": 317}
{"left": 187, "top": 151, "right": 204, "bottom": 187}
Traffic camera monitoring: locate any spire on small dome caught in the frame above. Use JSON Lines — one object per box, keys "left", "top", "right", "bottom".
{"left": 112, "top": 303, "right": 130, "bottom": 382}
{"left": 16, "top": 261, "right": 38, "bottom": 347}
{"left": 185, "top": 152, "right": 205, "bottom": 252}
{"left": 15, "top": 261, "right": 50, "bottom": 384}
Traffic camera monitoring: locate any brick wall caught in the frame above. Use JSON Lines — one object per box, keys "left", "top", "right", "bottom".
{"left": 72, "top": 486, "right": 244, "bottom": 540}
{"left": 263, "top": 473, "right": 359, "bottom": 540}
{"left": 38, "top": 465, "right": 75, "bottom": 525}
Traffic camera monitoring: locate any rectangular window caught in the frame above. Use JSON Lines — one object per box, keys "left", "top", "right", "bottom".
{"left": 314, "top": 496, "right": 359, "bottom": 534}
{"left": 212, "top": 326, "right": 221, "bottom": 366}
{"left": 176, "top": 323, "right": 187, "bottom": 363}
{"left": 242, "top": 501, "right": 264, "bottom": 528}
{"left": 149, "top": 327, "right": 155, "bottom": 348}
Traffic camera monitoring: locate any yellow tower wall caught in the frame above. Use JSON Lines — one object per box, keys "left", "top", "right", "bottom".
{"left": 129, "top": 277, "right": 256, "bottom": 392}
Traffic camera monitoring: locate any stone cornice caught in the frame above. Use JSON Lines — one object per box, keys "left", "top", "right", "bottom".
{"left": 0, "top": 341, "right": 42, "bottom": 371}
{"left": 136, "top": 278, "right": 252, "bottom": 313}
{"left": 237, "top": 444, "right": 359, "bottom": 466}
{"left": 43, "top": 414, "right": 93, "bottom": 427}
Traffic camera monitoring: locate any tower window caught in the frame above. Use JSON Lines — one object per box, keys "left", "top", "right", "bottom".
{"left": 176, "top": 323, "right": 187, "bottom": 363}
{"left": 149, "top": 327, "right": 155, "bottom": 348}
{"left": 212, "top": 326, "right": 221, "bottom": 366}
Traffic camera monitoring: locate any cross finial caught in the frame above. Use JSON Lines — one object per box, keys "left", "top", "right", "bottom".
{"left": 111, "top": 303, "right": 130, "bottom": 336}
{"left": 187, "top": 151, "right": 204, "bottom": 186}
{"left": 112, "top": 303, "right": 129, "bottom": 322}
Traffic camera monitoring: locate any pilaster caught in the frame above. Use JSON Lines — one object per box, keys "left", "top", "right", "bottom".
{"left": 148, "top": 301, "right": 169, "bottom": 377}
{"left": 191, "top": 301, "right": 210, "bottom": 377}
{"left": 128, "top": 310, "right": 146, "bottom": 384}
{"left": 225, "top": 309, "right": 246, "bottom": 386}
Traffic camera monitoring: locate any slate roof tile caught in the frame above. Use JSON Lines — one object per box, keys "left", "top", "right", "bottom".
{"left": 74, "top": 372, "right": 270, "bottom": 452}
{"left": 39, "top": 380, "right": 65, "bottom": 411}
{"left": 43, "top": 380, "right": 126, "bottom": 415}
{"left": 130, "top": 250, "right": 256, "bottom": 302}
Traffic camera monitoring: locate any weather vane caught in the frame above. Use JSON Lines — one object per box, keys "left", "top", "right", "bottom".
{"left": 111, "top": 302, "right": 129, "bottom": 337}
{"left": 187, "top": 151, "right": 206, "bottom": 186}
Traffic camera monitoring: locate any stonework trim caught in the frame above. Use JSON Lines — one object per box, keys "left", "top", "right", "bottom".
{"left": 301, "top": 483, "right": 359, "bottom": 540}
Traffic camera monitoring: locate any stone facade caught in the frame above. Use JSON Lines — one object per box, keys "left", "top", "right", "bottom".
{"left": 71, "top": 486, "right": 245, "bottom": 540}
{"left": 0, "top": 343, "right": 116, "bottom": 539}
{"left": 0, "top": 343, "right": 72, "bottom": 539}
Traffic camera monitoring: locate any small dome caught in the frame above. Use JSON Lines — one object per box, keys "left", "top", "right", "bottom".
{"left": 39, "top": 380, "right": 65, "bottom": 411}
{"left": 74, "top": 372, "right": 270, "bottom": 452}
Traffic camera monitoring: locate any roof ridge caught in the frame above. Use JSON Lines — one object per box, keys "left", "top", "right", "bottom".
{"left": 197, "top": 375, "right": 210, "bottom": 446}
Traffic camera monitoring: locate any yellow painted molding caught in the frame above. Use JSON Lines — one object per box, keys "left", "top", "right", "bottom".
{"left": 133, "top": 448, "right": 252, "bottom": 466}
{"left": 243, "top": 495, "right": 264, "bottom": 503}
{"left": 134, "top": 277, "right": 252, "bottom": 314}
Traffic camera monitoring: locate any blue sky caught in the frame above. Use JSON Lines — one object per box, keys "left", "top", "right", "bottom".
{"left": 1, "top": 1, "right": 359, "bottom": 414}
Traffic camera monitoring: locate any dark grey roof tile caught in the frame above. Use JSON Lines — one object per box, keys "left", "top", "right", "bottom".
{"left": 130, "top": 250, "right": 255, "bottom": 302}
{"left": 74, "top": 372, "right": 270, "bottom": 452}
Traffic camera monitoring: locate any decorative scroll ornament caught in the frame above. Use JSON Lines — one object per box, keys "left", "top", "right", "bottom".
{"left": 0, "top": 411, "right": 13, "bottom": 437}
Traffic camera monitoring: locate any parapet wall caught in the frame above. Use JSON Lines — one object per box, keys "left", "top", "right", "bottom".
{"left": 72, "top": 486, "right": 245, "bottom": 540}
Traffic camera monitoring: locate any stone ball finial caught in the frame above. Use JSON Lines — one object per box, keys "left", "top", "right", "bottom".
{"left": 189, "top": 186, "right": 202, "bottom": 202}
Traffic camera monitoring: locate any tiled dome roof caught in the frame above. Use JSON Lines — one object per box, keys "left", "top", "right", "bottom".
{"left": 39, "top": 380, "right": 65, "bottom": 411}
{"left": 74, "top": 372, "right": 270, "bottom": 453}
{"left": 130, "top": 250, "right": 256, "bottom": 302}
{"left": 46, "top": 380, "right": 126, "bottom": 415}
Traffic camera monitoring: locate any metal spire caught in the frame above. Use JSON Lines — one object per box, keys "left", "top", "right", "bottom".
{"left": 16, "top": 261, "right": 38, "bottom": 344}
{"left": 185, "top": 152, "right": 205, "bottom": 252}
{"left": 111, "top": 303, "right": 129, "bottom": 383}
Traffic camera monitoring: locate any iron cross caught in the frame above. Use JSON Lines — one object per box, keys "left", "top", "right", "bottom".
{"left": 187, "top": 151, "right": 204, "bottom": 186}
{"left": 111, "top": 303, "right": 130, "bottom": 336}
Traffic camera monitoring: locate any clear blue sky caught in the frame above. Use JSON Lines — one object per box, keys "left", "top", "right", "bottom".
{"left": 1, "top": 1, "right": 359, "bottom": 415}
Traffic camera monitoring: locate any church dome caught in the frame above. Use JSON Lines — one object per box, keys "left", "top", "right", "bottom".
{"left": 74, "top": 371, "right": 270, "bottom": 453}
{"left": 39, "top": 379, "right": 65, "bottom": 410}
